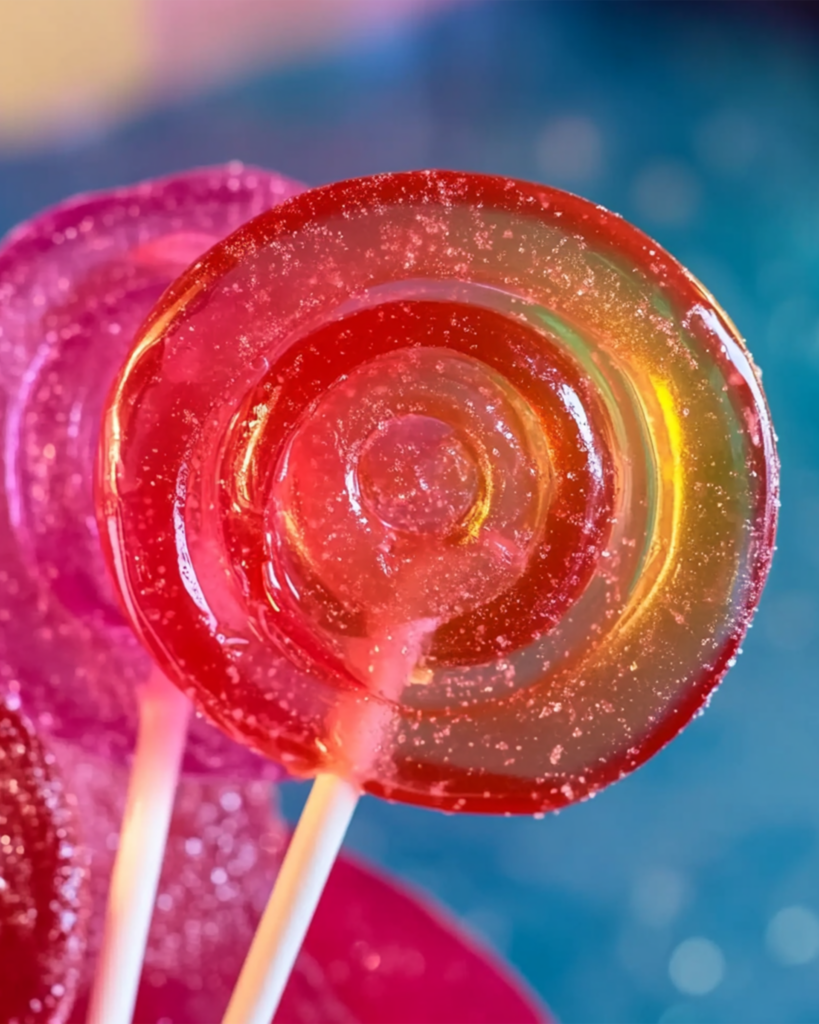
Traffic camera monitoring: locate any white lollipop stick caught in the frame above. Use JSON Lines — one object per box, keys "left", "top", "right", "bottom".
{"left": 87, "top": 667, "right": 191, "bottom": 1024}
{"left": 223, "top": 621, "right": 431, "bottom": 1024}
{"left": 222, "top": 772, "right": 360, "bottom": 1024}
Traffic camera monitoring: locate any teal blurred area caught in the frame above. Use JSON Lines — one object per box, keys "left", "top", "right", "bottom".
{"left": 3, "top": 2, "right": 819, "bottom": 1021}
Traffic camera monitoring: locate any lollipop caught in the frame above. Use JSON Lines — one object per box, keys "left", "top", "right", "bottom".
{"left": 0, "top": 164, "right": 304, "bottom": 1022}
{"left": 0, "top": 697, "right": 87, "bottom": 1024}
{"left": 60, "top": 747, "right": 547, "bottom": 1023}
{"left": 97, "top": 171, "right": 779, "bottom": 1020}
{"left": 0, "top": 162, "right": 302, "bottom": 774}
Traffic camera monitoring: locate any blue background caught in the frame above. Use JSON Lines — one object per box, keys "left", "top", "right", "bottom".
{"left": 2, "top": 3, "right": 818, "bottom": 1021}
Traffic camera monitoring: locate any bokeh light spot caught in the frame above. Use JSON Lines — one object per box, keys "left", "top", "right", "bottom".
{"left": 631, "top": 160, "right": 701, "bottom": 227}
{"left": 668, "top": 937, "right": 725, "bottom": 996}
{"left": 536, "top": 116, "right": 603, "bottom": 184}
{"left": 631, "top": 867, "right": 687, "bottom": 928}
{"left": 766, "top": 905, "right": 819, "bottom": 966}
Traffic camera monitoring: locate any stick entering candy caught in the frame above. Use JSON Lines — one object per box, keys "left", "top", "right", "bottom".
{"left": 97, "top": 171, "right": 779, "bottom": 1021}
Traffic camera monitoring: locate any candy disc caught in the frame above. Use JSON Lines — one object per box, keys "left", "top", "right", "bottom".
{"left": 0, "top": 164, "right": 302, "bottom": 774}
{"left": 0, "top": 697, "right": 86, "bottom": 1024}
{"left": 99, "top": 171, "right": 779, "bottom": 813}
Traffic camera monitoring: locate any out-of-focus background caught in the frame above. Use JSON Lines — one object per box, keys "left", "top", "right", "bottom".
{"left": 2, "top": 2, "right": 818, "bottom": 1021}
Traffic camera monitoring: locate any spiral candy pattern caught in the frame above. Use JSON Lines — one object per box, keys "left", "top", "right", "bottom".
{"left": 99, "top": 171, "right": 779, "bottom": 814}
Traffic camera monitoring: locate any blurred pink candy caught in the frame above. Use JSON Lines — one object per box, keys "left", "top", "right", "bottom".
{"left": 275, "top": 854, "right": 550, "bottom": 1024}
{"left": 0, "top": 164, "right": 303, "bottom": 776}
{"left": 56, "top": 747, "right": 285, "bottom": 1022}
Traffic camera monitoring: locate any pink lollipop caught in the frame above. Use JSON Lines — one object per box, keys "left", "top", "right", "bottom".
{"left": 56, "top": 744, "right": 546, "bottom": 1024}
{"left": 279, "top": 857, "right": 548, "bottom": 1024}
{"left": 0, "top": 696, "right": 87, "bottom": 1024}
{"left": 0, "top": 165, "right": 304, "bottom": 1021}
{"left": 0, "top": 163, "right": 302, "bottom": 774}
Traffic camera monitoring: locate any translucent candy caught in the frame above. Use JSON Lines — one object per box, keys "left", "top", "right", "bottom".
{"left": 0, "top": 164, "right": 303, "bottom": 773}
{"left": 59, "top": 749, "right": 547, "bottom": 1023}
{"left": 0, "top": 697, "right": 86, "bottom": 1024}
{"left": 99, "top": 171, "right": 779, "bottom": 813}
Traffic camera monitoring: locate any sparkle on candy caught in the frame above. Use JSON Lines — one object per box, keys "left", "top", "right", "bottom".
{"left": 0, "top": 164, "right": 302, "bottom": 774}
{"left": 0, "top": 698, "right": 87, "bottom": 1024}
{"left": 99, "top": 171, "right": 779, "bottom": 814}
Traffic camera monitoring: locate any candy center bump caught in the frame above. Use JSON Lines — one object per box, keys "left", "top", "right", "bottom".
{"left": 263, "top": 344, "right": 554, "bottom": 635}
{"left": 356, "top": 414, "right": 480, "bottom": 536}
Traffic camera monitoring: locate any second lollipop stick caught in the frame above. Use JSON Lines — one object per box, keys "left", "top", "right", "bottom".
{"left": 222, "top": 773, "right": 360, "bottom": 1024}
{"left": 87, "top": 668, "right": 191, "bottom": 1024}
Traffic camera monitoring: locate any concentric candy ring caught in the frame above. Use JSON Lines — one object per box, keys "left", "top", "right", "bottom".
{"left": 99, "top": 171, "right": 779, "bottom": 813}
{"left": 0, "top": 164, "right": 303, "bottom": 773}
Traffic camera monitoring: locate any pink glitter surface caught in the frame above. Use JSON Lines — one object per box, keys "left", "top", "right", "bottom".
{"left": 0, "top": 697, "right": 87, "bottom": 1024}
{"left": 0, "top": 164, "right": 303, "bottom": 775}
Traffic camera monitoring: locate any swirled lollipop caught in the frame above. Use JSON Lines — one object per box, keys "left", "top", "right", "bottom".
{"left": 100, "top": 170, "right": 778, "bottom": 807}
{"left": 0, "top": 697, "right": 87, "bottom": 1024}
{"left": 98, "top": 170, "right": 778, "bottom": 1020}
{"left": 0, "top": 162, "right": 303, "bottom": 775}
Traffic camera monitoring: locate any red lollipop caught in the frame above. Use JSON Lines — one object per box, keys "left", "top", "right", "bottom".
{"left": 98, "top": 170, "right": 778, "bottom": 1021}
{"left": 0, "top": 697, "right": 87, "bottom": 1024}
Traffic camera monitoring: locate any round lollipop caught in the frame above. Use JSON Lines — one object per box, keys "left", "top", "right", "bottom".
{"left": 0, "top": 164, "right": 304, "bottom": 1022}
{"left": 97, "top": 170, "right": 779, "bottom": 1021}
{"left": 60, "top": 747, "right": 547, "bottom": 1024}
{"left": 0, "top": 697, "right": 87, "bottom": 1024}
{"left": 0, "top": 162, "right": 302, "bottom": 774}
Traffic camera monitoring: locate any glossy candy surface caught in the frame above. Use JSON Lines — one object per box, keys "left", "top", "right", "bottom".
{"left": 99, "top": 171, "right": 779, "bottom": 813}
{"left": 0, "top": 698, "right": 86, "bottom": 1024}
{"left": 0, "top": 164, "right": 303, "bottom": 773}
{"left": 60, "top": 750, "right": 546, "bottom": 1024}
